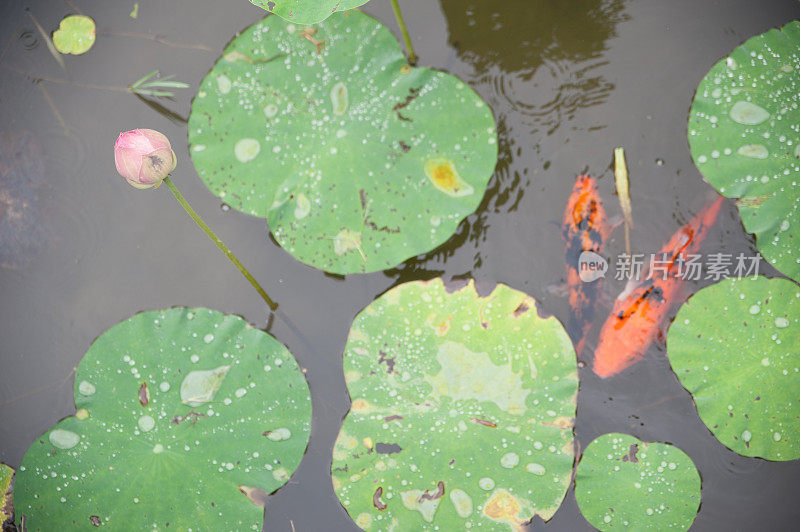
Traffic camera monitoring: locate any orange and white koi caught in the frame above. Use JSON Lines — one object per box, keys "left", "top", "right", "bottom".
{"left": 592, "top": 197, "right": 724, "bottom": 377}
{"left": 562, "top": 175, "right": 612, "bottom": 357}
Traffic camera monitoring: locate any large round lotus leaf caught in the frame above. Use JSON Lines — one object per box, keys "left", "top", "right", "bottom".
{"left": 52, "top": 15, "right": 96, "bottom": 55}
{"left": 14, "top": 308, "right": 311, "bottom": 530}
{"left": 667, "top": 276, "right": 800, "bottom": 461}
{"left": 188, "top": 12, "right": 497, "bottom": 274}
{"left": 332, "top": 279, "right": 578, "bottom": 530}
{"left": 688, "top": 21, "right": 800, "bottom": 282}
{"left": 575, "top": 433, "right": 701, "bottom": 530}
{"left": 249, "top": 0, "right": 369, "bottom": 24}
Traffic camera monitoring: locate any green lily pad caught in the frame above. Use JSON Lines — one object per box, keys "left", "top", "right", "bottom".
{"left": 667, "top": 276, "right": 800, "bottom": 461}
{"left": 575, "top": 433, "right": 701, "bottom": 531}
{"left": 188, "top": 12, "right": 497, "bottom": 274}
{"left": 688, "top": 21, "right": 800, "bottom": 282}
{"left": 52, "top": 15, "right": 96, "bottom": 55}
{"left": 332, "top": 279, "right": 578, "bottom": 530}
{"left": 14, "top": 307, "right": 311, "bottom": 530}
{"left": 249, "top": 0, "right": 369, "bottom": 24}
{"left": 1, "top": 464, "right": 13, "bottom": 526}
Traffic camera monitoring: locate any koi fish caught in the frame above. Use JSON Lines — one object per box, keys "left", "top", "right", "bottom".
{"left": 592, "top": 197, "right": 724, "bottom": 377}
{"left": 562, "top": 175, "right": 612, "bottom": 357}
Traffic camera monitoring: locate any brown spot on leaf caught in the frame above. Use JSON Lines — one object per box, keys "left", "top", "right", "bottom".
{"left": 299, "top": 28, "right": 325, "bottom": 54}
{"left": 171, "top": 410, "right": 206, "bottom": 426}
{"left": 375, "top": 442, "right": 402, "bottom": 455}
{"left": 736, "top": 195, "right": 771, "bottom": 208}
{"left": 471, "top": 418, "right": 497, "bottom": 428}
{"left": 350, "top": 398, "right": 371, "bottom": 413}
{"left": 513, "top": 302, "right": 529, "bottom": 317}
{"left": 435, "top": 316, "right": 452, "bottom": 336}
{"left": 89, "top": 515, "right": 101, "bottom": 527}
{"left": 373, "top": 487, "right": 387, "bottom": 511}
{"left": 393, "top": 87, "right": 420, "bottom": 122}
{"left": 541, "top": 416, "right": 574, "bottom": 430}
{"left": 378, "top": 351, "right": 396, "bottom": 374}
{"left": 622, "top": 443, "right": 639, "bottom": 463}
{"left": 483, "top": 489, "right": 524, "bottom": 528}
{"left": 238, "top": 485, "right": 269, "bottom": 507}
{"left": 138, "top": 383, "right": 149, "bottom": 407}
{"left": 419, "top": 481, "right": 445, "bottom": 501}
{"left": 366, "top": 220, "right": 401, "bottom": 234}
{"left": 384, "top": 415, "right": 404, "bottom": 423}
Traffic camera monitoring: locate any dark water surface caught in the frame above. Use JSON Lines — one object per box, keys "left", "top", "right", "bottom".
{"left": 1, "top": 0, "right": 799, "bottom": 530}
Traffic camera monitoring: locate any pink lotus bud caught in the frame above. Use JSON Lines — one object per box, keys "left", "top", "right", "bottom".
{"left": 114, "top": 129, "right": 177, "bottom": 189}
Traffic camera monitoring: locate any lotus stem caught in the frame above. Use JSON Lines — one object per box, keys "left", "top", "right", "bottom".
{"left": 389, "top": 0, "right": 417, "bottom": 65}
{"left": 162, "top": 176, "right": 278, "bottom": 311}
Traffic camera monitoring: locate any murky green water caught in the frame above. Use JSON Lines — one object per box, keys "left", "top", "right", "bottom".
{"left": 1, "top": 0, "right": 799, "bottom": 529}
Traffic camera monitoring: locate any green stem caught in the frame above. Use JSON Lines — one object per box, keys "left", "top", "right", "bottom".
{"left": 389, "top": 0, "right": 417, "bottom": 64}
{"left": 163, "top": 176, "right": 277, "bottom": 311}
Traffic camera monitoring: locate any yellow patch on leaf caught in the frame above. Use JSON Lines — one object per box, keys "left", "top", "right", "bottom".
{"left": 424, "top": 158, "right": 474, "bottom": 197}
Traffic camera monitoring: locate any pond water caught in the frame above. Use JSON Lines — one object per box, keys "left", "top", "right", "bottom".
{"left": 1, "top": 0, "right": 799, "bottom": 529}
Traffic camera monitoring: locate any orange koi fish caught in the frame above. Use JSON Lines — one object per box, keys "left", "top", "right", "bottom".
{"left": 562, "top": 175, "right": 611, "bottom": 357}
{"left": 592, "top": 197, "right": 724, "bottom": 377}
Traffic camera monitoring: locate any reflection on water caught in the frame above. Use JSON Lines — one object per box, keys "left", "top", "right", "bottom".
{"left": 0, "top": 131, "right": 47, "bottom": 269}
{"left": 392, "top": 0, "right": 628, "bottom": 275}
{"left": 17, "top": 30, "right": 39, "bottom": 51}
{"left": 442, "top": 0, "right": 627, "bottom": 132}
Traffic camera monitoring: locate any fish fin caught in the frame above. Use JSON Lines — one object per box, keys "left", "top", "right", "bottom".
{"left": 616, "top": 276, "right": 642, "bottom": 301}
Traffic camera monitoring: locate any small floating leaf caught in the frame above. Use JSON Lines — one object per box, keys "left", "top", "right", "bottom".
{"left": 667, "top": 276, "right": 800, "bottom": 461}
{"left": 333, "top": 279, "right": 578, "bottom": 530}
{"left": 248, "top": 0, "right": 369, "bottom": 25}
{"left": 52, "top": 15, "right": 96, "bottom": 55}
{"left": 688, "top": 21, "right": 800, "bottom": 281}
{"left": 188, "top": 12, "right": 497, "bottom": 274}
{"left": 0, "top": 464, "right": 13, "bottom": 527}
{"left": 575, "top": 433, "right": 701, "bottom": 530}
{"left": 14, "top": 308, "right": 311, "bottom": 530}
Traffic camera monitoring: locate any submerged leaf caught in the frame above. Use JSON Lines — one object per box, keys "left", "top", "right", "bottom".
{"left": 688, "top": 21, "right": 800, "bottom": 281}
{"left": 613, "top": 147, "right": 633, "bottom": 256}
{"left": 575, "top": 433, "right": 701, "bottom": 530}
{"left": 248, "top": 0, "right": 369, "bottom": 25}
{"left": 52, "top": 15, "right": 96, "bottom": 55}
{"left": 188, "top": 12, "right": 497, "bottom": 274}
{"left": 14, "top": 308, "right": 311, "bottom": 530}
{"left": 180, "top": 365, "right": 230, "bottom": 406}
{"left": 667, "top": 276, "right": 800, "bottom": 461}
{"left": 333, "top": 279, "right": 578, "bottom": 530}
